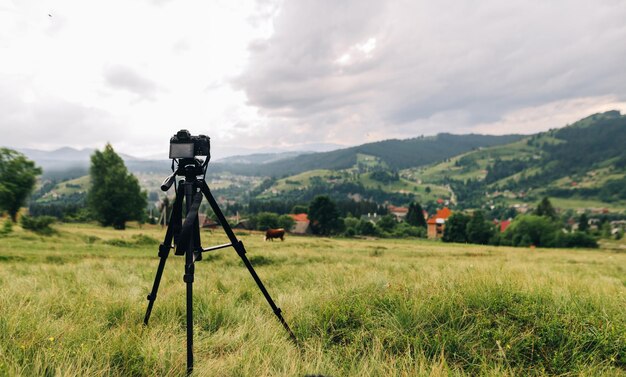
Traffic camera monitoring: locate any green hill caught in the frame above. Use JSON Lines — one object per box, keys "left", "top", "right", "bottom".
{"left": 214, "top": 133, "right": 524, "bottom": 176}
{"left": 411, "top": 111, "right": 626, "bottom": 210}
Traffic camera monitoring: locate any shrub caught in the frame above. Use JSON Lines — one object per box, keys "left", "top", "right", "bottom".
{"left": 252, "top": 212, "right": 279, "bottom": 230}
{"left": 500, "top": 215, "right": 560, "bottom": 247}
{"left": 356, "top": 220, "right": 377, "bottom": 236}
{"left": 0, "top": 219, "right": 12, "bottom": 237}
{"left": 376, "top": 215, "right": 397, "bottom": 232}
{"left": 277, "top": 214, "right": 295, "bottom": 231}
{"left": 20, "top": 215, "right": 56, "bottom": 235}
{"left": 392, "top": 222, "right": 426, "bottom": 238}
{"left": 554, "top": 231, "right": 598, "bottom": 248}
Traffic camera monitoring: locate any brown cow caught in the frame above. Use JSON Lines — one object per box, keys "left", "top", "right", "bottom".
{"left": 264, "top": 228, "right": 285, "bottom": 241}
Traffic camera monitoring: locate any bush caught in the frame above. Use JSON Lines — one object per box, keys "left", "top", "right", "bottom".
{"left": 356, "top": 220, "right": 378, "bottom": 236}
{"left": 0, "top": 219, "right": 12, "bottom": 237}
{"left": 20, "top": 215, "right": 56, "bottom": 235}
{"left": 376, "top": 215, "right": 397, "bottom": 232}
{"left": 500, "top": 215, "right": 560, "bottom": 247}
{"left": 277, "top": 214, "right": 295, "bottom": 231}
{"left": 554, "top": 231, "right": 598, "bottom": 248}
{"left": 252, "top": 212, "right": 279, "bottom": 230}
{"left": 500, "top": 215, "right": 599, "bottom": 248}
{"left": 392, "top": 222, "right": 426, "bottom": 238}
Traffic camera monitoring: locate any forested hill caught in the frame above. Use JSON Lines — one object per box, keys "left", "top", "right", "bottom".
{"left": 213, "top": 133, "right": 523, "bottom": 176}
{"left": 418, "top": 110, "right": 626, "bottom": 207}
{"left": 489, "top": 110, "right": 626, "bottom": 187}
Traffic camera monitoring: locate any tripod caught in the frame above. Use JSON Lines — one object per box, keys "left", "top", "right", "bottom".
{"left": 143, "top": 158, "right": 296, "bottom": 375}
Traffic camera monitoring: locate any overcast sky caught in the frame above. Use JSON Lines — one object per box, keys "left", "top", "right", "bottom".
{"left": 1, "top": 0, "right": 625, "bottom": 159}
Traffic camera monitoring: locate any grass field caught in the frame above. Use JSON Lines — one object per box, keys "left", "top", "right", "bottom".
{"left": 1, "top": 223, "right": 625, "bottom": 376}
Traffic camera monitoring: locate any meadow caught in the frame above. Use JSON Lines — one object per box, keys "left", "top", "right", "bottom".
{"left": 0, "top": 223, "right": 625, "bottom": 376}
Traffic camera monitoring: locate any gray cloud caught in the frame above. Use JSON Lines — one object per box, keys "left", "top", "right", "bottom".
{"left": 236, "top": 0, "right": 626, "bottom": 143}
{"left": 0, "top": 77, "right": 124, "bottom": 150}
{"left": 103, "top": 64, "right": 160, "bottom": 99}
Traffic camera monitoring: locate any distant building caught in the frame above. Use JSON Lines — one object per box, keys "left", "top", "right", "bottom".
{"left": 289, "top": 213, "right": 312, "bottom": 234}
{"left": 493, "top": 218, "right": 512, "bottom": 233}
{"left": 233, "top": 220, "right": 252, "bottom": 230}
{"left": 387, "top": 205, "right": 408, "bottom": 221}
{"left": 427, "top": 207, "right": 452, "bottom": 239}
{"left": 198, "top": 214, "right": 219, "bottom": 229}
{"left": 360, "top": 213, "right": 380, "bottom": 224}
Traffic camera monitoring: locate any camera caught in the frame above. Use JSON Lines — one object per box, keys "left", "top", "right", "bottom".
{"left": 169, "top": 130, "right": 210, "bottom": 159}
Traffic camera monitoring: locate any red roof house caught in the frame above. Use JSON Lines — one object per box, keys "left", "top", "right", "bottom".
{"left": 427, "top": 207, "right": 452, "bottom": 239}
{"left": 289, "top": 213, "right": 311, "bottom": 234}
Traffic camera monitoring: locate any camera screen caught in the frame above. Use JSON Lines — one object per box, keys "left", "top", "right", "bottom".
{"left": 169, "top": 143, "right": 194, "bottom": 159}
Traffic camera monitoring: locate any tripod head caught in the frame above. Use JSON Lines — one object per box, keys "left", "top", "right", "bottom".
{"left": 161, "top": 158, "right": 207, "bottom": 191}
{"left": 161, "top": 129, "right": 211, "bottom": 192}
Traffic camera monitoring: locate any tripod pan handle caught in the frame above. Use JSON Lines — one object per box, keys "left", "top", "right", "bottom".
{"left": 161, "top": 173, "right": 177, "bottom": 192}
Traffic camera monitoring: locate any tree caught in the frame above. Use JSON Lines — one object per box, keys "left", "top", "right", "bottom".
{"left": 406, "top": 202, "right": 427, "bottom": 228}
{"left": 535, "top": 197, "right": 557, "bottom": 220}
{"left": 87, "top": 144, "right": 147, "bottom": 229}
{"left": 466, "top": 210, "right": 494, "bottom": 245}
{"left": 377, "top": 214, "right": 397, "bottom": 233}
{"left": 278, "top": 214, "right": 295, "bottom": 231}
{"left": 578, "top": 213, "right": 589, "bottom": 232}
{"left": 0, "top": 148, "right": 42, "bottom": 221}
{"left": 291, "top": 204, "right": 308, "bottom": 214}
{"left": 308, "top": 195, "right": 343, "bottom": 236}
{"left": 253, "top": 212, "right": 279, "bottom": 230}
{"left": 442, "top": 212, "right": 470, "bottom": 243}
{"left": 356, "top": 219, "right": 377, "bottom": 236}
{"left": 500, "top": 215, "right": 559, "bottom": 247}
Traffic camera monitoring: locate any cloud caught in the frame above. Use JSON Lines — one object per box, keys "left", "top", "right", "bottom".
{"left": 235, "top": 0, "right": 626, "bottom": 143}
{"left": 0, "top": 79, "right": 125, "bottom": 151}
{"left": 103, "top": 64, "right": 160, "bottom": 100}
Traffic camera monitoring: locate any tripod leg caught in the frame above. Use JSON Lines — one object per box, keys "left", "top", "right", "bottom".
{"left": 181, "top": 181, "right": 202, "bottom": 374}
{"left": 199, "top": 181, "right": 298, "bottom": 344}
{"left": 144, "top": 185, "right": 184, "bottom": 326}
{"left": 184, "top": 236, "right": 194, "bottom": 374}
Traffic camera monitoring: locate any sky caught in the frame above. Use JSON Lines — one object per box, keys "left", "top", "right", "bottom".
{"left": 1, "top": 0, "right": 626, "bottom": 159}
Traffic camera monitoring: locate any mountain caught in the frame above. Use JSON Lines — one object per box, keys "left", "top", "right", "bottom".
{"left": 246, "top": 111, "right": 626, "bottom": 212}
{"left": 215, "top": 151, "right": 313, "bottom": 164}
{"left": 13, "top": 147, "right": 171, "bottom": 179}
{"left": 414, "top": 110, "right": 626, "bottom": 209}
{"left": 212, "top": 133, "right": 524, "bottom": 176}
{"left": 14, "top": 133, "right": 524, "bottom": 179}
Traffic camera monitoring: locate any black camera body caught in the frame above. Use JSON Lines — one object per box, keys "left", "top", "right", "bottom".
{"left": 169, "top": 130, "right": 210, "bottom": 159}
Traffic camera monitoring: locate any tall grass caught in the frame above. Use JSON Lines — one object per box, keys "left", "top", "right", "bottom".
{"left": 0, "top": 223, "right": 624, "bottom": 376}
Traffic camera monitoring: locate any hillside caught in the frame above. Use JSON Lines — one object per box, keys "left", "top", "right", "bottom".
{"left": 412, "top": 111, "right": 626, "bottom": 210}
{"left": 212, "top": 134, "right": 524, "bottom": 176}
{"left": 25, "top": 112, "right": 626, "bottom": 214}
{"left": 253, "top": 160, "right": 452, "bottom": 208}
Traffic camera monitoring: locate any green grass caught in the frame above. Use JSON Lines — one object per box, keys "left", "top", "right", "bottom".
{"left": 0, "top": 223, "right": 625, "bottom": 376}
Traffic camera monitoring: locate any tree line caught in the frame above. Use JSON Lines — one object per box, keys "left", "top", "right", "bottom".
{"left": 442, "top": 197, "right": 598, "bottom": 248}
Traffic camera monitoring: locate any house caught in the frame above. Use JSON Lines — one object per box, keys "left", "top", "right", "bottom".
{"left": 232, "top": 219, "right": 252, "bottom": 230}
{"left": 493, "top": 218, "right": 512, "bottom": 233}
{"left": 197, "top": 214, "right": 219, "bottom": 229}
{"left": 387, "top": 205, "right": 409, "bottom": 221}
{"left": 289, "top": 213, "right": 312, "bottom": 234}
{"left": 360, "top": 213, "right": 380, "bottom": 224}
{"left": 427, "top": 207, "right": 452, "bottom": 239}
